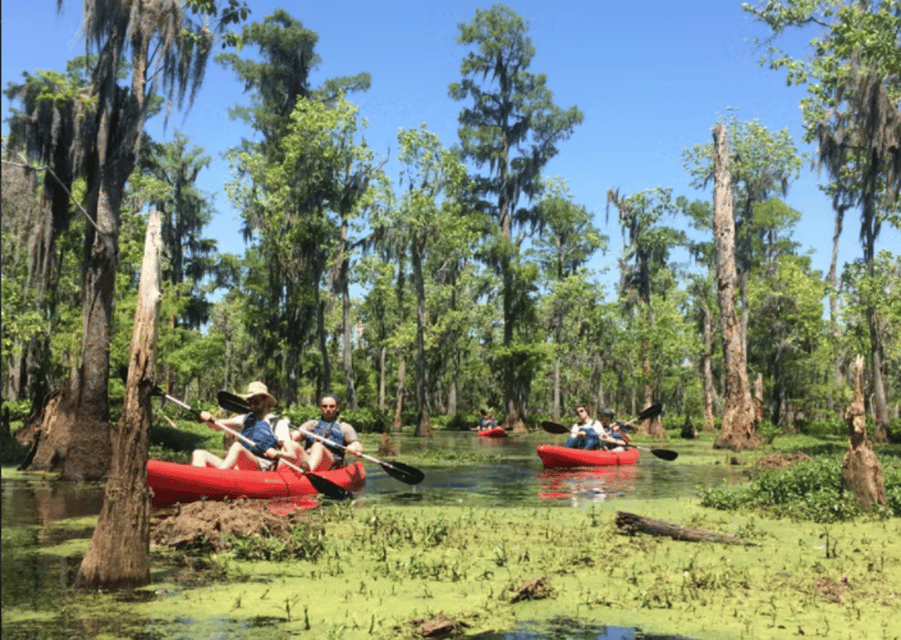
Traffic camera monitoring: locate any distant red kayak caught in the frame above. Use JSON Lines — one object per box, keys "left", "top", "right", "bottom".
{"left": 477, "top": 427, "right": 507, "bottom": 438}
{"left": 536, "top": 444, "right": 639, "bottom": 469}
{"left": 147, "top": 460, "right": 366, "bottom": 506}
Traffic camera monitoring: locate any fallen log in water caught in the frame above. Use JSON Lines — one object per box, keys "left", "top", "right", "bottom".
{"left": 615, "top": 511, "right": 756, "bottom": 545}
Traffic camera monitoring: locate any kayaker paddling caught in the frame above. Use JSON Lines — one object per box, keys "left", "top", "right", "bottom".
{"left": 287, "top": 393, "right": 363, "bottom": 472}
{"left": 191, "top": 381, "right": 292, "bottom": 470}
{"left": 595, "top": 407, "right": 630, "bottom": 451}
{"left": 565, "top": 404, "right": 602, "bottom": 450}
{"left": 478, "top": 411, "right": 497, "bottom": 431}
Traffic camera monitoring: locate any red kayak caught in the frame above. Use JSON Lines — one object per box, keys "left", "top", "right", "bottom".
{"left": 536, "top": 444, "right": 639, "bottom": 469}
{"left": 147, "top": 460, "right": 366, "bottom": 506}
{"left": 477, "top": 427, "right": 507, "bottom": 438}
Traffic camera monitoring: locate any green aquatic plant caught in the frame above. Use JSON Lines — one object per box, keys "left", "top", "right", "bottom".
{"left": 700, "top": 455, "right": 900, "bottom": 522}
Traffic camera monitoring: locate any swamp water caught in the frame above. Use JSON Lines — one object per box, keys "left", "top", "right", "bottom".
{"left": 7, "top": 431, "right": 892, "bottom": 640}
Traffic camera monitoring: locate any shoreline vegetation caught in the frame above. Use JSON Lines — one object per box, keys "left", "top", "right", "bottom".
{"left": 2, "top": 432, "right": 900, "bottom": 639}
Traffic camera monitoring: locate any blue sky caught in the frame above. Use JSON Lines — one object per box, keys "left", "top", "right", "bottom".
{"left": 3, "top": 0, "right": 896, "bottom": 297}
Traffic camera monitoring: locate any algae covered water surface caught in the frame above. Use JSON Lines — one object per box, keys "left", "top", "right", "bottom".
{"left": 3, "top": 432, "right": 900, "bottom": 639}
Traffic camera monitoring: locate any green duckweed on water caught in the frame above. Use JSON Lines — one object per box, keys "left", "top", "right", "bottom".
{"left": 3, "top": 497, "right": 900, "bottom": 640}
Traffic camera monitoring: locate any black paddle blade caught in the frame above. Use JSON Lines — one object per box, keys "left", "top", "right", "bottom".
{"left": 306, "top": 472, "right": 353, "bottom": 500}
{"left": 651, "top": 448, "right": 678, "bottom": 461}
{"left": 541, "top": 421, "right": 569, "bottom": 434}
{"left": 379, "top": 459, "right": 425, "bottom": 485}
{"left": 218, "top": 390, "right": 249, "bottom": 414}
{"left": 637, "top": 403, "right": 663, "bottom": 421}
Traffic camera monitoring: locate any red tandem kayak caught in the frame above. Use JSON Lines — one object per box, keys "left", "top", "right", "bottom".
{"left": 147, "top": 460, "right": 366, "bottom": 506}
{"left": 477, "top": 427, "right": 507, "bottom": 438}
{"left": 536, "top": 444, "right": 639, "bottom": 469}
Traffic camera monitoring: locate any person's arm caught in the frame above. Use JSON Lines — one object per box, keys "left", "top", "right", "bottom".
{"left": 291, "top": 420, "right": 316, "bottom": 442}
{"left": 341, "top": 423, "right": 363, "bottom": 455}
{"left": 199, "top": 411, "right": 243, "bottom": 429}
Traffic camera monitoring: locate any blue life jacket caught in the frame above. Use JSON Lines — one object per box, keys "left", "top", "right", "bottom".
{"left": 241, "top": 414, "right": 279, "bottom": 457}
{"left": 306, "top": 420, "right": 344, "bottom": 453}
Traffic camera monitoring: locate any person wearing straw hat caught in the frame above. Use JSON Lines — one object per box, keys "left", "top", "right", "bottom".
{"left": 191, "top": 382, "right": 292, "bottom": 470}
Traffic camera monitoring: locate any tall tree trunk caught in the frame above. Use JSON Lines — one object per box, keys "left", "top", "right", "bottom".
{"left": 342, "top": 286, "right": 357, "bottom": 409}
{"left": 75, "top": 209, "right": 161, "bottom": 590}
{"left": 317, "top": 295, "right": 331, "bottom": 395}
{"left": 378, "top": 345, "right": 387, "bottom": 412}
{"left": 868, "top": 310, "right": 890, "bottom": 443}
{"left": 552, "top": 356, "right": 562, "bottom": 423}
{"left": 828, "top": 204, "right": 847, "bottom": 413}
{"left": 711, "top": 125, "right": 760, "bottom": 451}
{"left": 642, "top": 338, "right": 666, "bottom": 440}
{"left": 447, "top": 360, "right": 458, "bottom": 416}
{"left": 393, "top": 355, "right": 406, "bottom": 431}
{"left": 700, "top": 304, "right": 717, "bottom": 432}
{"left": 841, "top": 355, "right": 886, "bottom": 509}
{"left": 412, "top": 237, "right": 433, "bottom": 437}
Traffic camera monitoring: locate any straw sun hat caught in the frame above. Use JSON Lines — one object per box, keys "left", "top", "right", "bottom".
{"left": 239, "top": 381, "right": 277, "bottom": 407}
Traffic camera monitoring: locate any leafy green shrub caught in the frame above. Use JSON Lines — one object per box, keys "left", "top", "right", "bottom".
{"left": 435, "top": 412, "right": 481, "bottom": 431}
{"left": 1, "top": 400, "right": 34, "bottom": 463}
{"left": 1, "top": 400, "right": 32, "bottom": 432}
{"left": 756, "top": 420, "right": 781, "bottom": 444}
{"left": 699, "top": 456, "right": 890, "bottom": 522}
{"left": 659, "top": 414, "right": 686, "bottom": 432}
{"left": 803, "top": 415, "right": 846, "bottom": 438}
{"left": 149, "top": 423, "right": 209, "bottom": 452}
{"left": 889, "top": 418, "right": 901, "bottom": 443}
{"left": 339, "top": 407, "right": 390, "bottom": 433}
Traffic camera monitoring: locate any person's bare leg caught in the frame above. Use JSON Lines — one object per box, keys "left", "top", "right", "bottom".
{"left": 191, "top": 449, "right": 224, "bottom": 467}
{"left": 305, "top": 442, "right": 335, "bottom": 472}
{"left": 217, "top": 442, "right": 253, "bottom": 469}
{"left": 277, "top": 440, "right": 310, "bottom": 471}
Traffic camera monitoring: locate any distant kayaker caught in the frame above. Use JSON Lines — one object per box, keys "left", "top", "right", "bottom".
{"left": 478, "top": 411, "right": 497, "bottom": 431}
{"left": 191, "top": 381, "right": 292, "bottom": 470}
{"left": 288, "top": 393, "right": 363, "bottom": 472}
{"left": 596, "top": 408, "right": 630, "bottom": 451}
{"left": 565, "top": 404, "right": 602, "bottom": 450}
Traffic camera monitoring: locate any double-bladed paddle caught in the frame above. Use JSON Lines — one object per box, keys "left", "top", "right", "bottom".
{"left": 151, "top": 387, "right": 353, "bottom": 500}
{"left": 540, "top": 404, "right": 677, "bottom": 461}
{"left": 217, "top": 391, "right": 425, "bottom": 486}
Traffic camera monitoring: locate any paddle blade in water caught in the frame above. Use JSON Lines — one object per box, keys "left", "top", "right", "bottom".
{"left": 379, "top": 459, "right": 425, "bottom": 485}
{"left": 306, "top": 472, "right": 354, "bottom": 500}
{"left": 651, "top": 448, "right": 678, "bottom": 461}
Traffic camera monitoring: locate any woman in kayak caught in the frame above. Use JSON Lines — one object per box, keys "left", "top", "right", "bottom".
{"left": 191, "top": 382, "right": 292, "bottom": 470}
{"left": 565, "top": 404, "right": 602, "bottom": 449}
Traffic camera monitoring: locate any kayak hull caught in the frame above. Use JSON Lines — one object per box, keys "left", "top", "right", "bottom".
{"left": 147, "top": 460, "right": 366, "bottom": 506}
{"left": 477, "top": 427, "right": 507, "bottom": 438}
{"left": 536, "top": 444, "right": 639, "bottom": 469}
